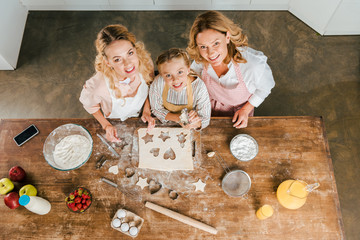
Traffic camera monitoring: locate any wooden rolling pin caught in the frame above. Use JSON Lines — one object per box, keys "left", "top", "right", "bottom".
{"left": 145, "top": 201, "right": 218, "bottom": 235}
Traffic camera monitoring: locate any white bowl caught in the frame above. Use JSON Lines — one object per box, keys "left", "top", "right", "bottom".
{"left": 230, "top": 134, "right": 258, "bottom": 161}
{"left": 43, "top": 123, "right": 93, "bottom": 171}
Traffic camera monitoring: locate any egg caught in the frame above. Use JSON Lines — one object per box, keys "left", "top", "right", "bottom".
{"left": 117, "top": 209, "right": 126, "bottom": 219}
{"left": 129, "top": 226, "right": 139, "bottom": 236}
{"left": 120, "top": 222, "right": 130, "bottom": 232}
{"left": 112, "top": 218, "right": 121, "bottom": 228}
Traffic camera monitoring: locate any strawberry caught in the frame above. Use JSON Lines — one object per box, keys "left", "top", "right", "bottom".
{"left": 66, "top": 187, "right": 92, "bottom": 212}
{"left": 78, "top": 189, "right": 83, "bottom": 196}
{"left": 69, "top": 193, "right": 75, "bottom": 200}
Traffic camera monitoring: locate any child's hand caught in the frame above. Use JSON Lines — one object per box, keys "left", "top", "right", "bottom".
{"left": 104, "top": 125, "right": 121, "bottom": 143}
{"left": 141, "top": 112, "right": 156, "bottom": 132}
{"left": 182, "top": 110, "right": 201, "bottom": 130}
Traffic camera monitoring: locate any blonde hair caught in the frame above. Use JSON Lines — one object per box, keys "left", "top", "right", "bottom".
{"left": 94, "top": 24, "right": 153, "bottom": 99}
{"left": 156, "top": 48, "right": 197, "bottom": 78}
{"left": 187, "top": 11, "right": 248, "bottom": 65}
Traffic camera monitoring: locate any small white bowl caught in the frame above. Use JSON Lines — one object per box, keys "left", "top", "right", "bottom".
{"left": 43, "top": 123, "right": 93, "bottom": 171}
{"left": 230, "top": 134, "right": 258, "bottom": 161}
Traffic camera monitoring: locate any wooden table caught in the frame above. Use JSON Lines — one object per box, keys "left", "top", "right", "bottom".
{"left": 0, "top": 117, "right": 345, "bottom": 240}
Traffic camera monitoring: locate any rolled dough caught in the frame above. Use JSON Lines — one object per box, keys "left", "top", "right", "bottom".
{"left": 137, "top": 128, "right": 193, "bottom": 171}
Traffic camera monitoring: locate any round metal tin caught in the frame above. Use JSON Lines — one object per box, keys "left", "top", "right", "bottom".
{"left": 222, "top": 170, "right": 251, "bottom": 197}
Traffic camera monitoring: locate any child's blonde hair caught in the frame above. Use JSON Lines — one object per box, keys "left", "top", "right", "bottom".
{"left": 156, "top": 48, "right": 197, "bottom": 78}
{"left": 187, "top": 11, "right": 248, "bottom": 66}
{"left": 94, "top": 24, "right": 153, "bottom": 99}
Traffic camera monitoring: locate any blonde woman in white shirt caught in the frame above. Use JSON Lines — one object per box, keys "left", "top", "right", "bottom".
{"left": 80, "top": 24, "right": 155, "bottom": 142}
{"left": 149, "top": 48, "right": 211, "bottom": 130}
{"left": 187, "top": 11, "right": 275, "bottom": 128}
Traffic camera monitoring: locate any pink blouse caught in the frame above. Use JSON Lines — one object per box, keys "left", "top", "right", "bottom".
{"left": 79, "top": 72, "right": 113, "bottom": 117}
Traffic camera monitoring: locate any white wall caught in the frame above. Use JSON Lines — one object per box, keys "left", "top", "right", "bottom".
{"left": 289, "top": 0, "right": 360, "bottom": 35}
{"left": 20, "top": 0, "right": 289, "bottom": 10}
{"left": 325, "top": 0, "right": 360, "bottom": 35}
{"left": 0, "top": 0, "right": 359, "bottom": 70}
{"left": 0, "top": 0, "right": 28, "bottom": 70}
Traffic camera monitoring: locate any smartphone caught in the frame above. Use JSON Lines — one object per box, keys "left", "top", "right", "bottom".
{"left": 13, "top": 124, "right": 39, "bottom": 146}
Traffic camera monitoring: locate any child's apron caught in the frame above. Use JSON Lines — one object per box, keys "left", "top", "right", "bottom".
{"left": 162, "top": 78, "right": 193, "bottom": 113}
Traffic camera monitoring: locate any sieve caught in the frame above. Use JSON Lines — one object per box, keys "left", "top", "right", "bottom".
{"left": 211, "top": 151, "right": 251, "bottom": 197}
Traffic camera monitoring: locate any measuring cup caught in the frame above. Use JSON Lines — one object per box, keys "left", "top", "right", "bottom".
{"left": 211, "top": 151, "right": 251, "bottom": 197}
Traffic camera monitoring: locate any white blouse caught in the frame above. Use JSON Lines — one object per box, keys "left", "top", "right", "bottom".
{"left": 190, "top": 46, "right": 275, "bottom": 108}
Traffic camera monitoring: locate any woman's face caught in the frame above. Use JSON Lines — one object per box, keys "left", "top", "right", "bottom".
{"left": 104, "top": 40, "right": 139, "bottom": 80}
{"left": 196, "top": 29, "right": 230, "bottom": 67}
{"left": 160, "top": 58, "right": 190, "bottom": 92}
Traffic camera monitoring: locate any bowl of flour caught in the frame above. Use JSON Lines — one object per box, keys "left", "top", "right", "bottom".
{"left": 43, "top": 124, "right": 93, "bottom": 171}
{"left": 230, "top": 134, "right": 258, "bottom": 161}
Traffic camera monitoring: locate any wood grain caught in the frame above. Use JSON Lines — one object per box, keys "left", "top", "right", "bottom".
{"left": 0, "top": 117, "right": 345, "bottom": 239}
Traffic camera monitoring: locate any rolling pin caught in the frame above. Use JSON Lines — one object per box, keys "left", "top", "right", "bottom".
{"left": 145, "top": 201, "right": 218, "bottom": 235}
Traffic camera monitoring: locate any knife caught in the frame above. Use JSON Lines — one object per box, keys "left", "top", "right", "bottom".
{"left": 96, "top": 133, "right": 121, "bottom": 158}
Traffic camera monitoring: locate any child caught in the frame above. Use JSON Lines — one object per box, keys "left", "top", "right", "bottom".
{"left": 79, "top": 24, "right": 155, "bottom": 142}
{"left": 149, "top": 48, "right": 211, "bottom": 130}
{"left": 187, "top": 11, "right": 275, "bottom": 128}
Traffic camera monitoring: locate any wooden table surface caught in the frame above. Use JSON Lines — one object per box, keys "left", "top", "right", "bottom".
{"left": 0, "top": 117, "right": 344, "bottom": 240}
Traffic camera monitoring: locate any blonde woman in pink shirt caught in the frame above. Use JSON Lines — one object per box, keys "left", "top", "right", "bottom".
{"left": 80, "top": 24, "right": 155, "bottom": 142}
{"left": 187, "top": 11, "right": 275, "bottom": 128}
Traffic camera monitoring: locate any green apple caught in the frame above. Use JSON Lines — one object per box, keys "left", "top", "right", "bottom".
{"left": 19, "top": 184, "right": 37, "bottom": 196}
{"left": 0, "top": 178, "right": 14, "bottom": 195}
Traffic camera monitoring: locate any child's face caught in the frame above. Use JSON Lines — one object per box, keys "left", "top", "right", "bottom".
{"left": 160, "top": 58, "right": 190, "bottom": 92}
{"left": 196, "top": 29, "right": 230, "bottom": 67}
{"left": 104, "top": 40, "right": 139, "bottom": 80}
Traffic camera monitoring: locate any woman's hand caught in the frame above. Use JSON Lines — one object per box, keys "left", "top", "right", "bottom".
{"left": 182, "top": 110, "right": 202, "bottom": 130}
{"left": 232, "top": 102, "right": 254, "bottom": 128}
{"left": 141, "top": 112, "right": 155, "bottom": 131}
{"left": 104, "top": 125, "right": 121, "bottom": 143}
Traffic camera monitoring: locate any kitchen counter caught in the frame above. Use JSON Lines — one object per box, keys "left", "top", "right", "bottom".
{"left": 0, "top": 117, "right": 344, "bottom": 239}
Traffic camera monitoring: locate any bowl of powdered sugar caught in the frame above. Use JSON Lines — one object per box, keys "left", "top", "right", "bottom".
{"left": 43, "top": 124, "right": 93, "bottom": 171}
{"left": 230, "top": 134, "right": 258, "bottom": 161}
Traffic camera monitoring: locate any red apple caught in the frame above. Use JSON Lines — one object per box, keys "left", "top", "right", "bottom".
{"left": 4, "top": 192, "right": 20, "bottom": 209}
{"left": 9, "top": 166, "right": 26, "bottom": 182}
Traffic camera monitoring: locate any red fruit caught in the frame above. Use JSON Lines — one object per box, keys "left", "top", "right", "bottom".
{"left": 86, "top": 200, "right": 91, "bottom": 206}
{"left": 4, "top": 192, "right": 20, "bottom": 209}
{"left": 74, "top": 197, "right": 81, "bottom": 203}
{"left": 72, "top": 206, "right": 78, "bottom": 211}
{"left": 83, "top": 205, "right": 88, "bottom": 210}
{"left": 8, "top": 166, "right": 26, "bottom": 182}
{"left": 82, "top": 199, "right": 86, "bottom": 204}
{"left": 69, "top": 202, "right": 75, "bottom": 208}
{"left": 76, "top": 203, "right": 82, "bottom": 209}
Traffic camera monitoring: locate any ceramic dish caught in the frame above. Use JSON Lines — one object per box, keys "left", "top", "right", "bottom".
{"left": 230, "top": 134, "right": 258, "bottom": 161}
